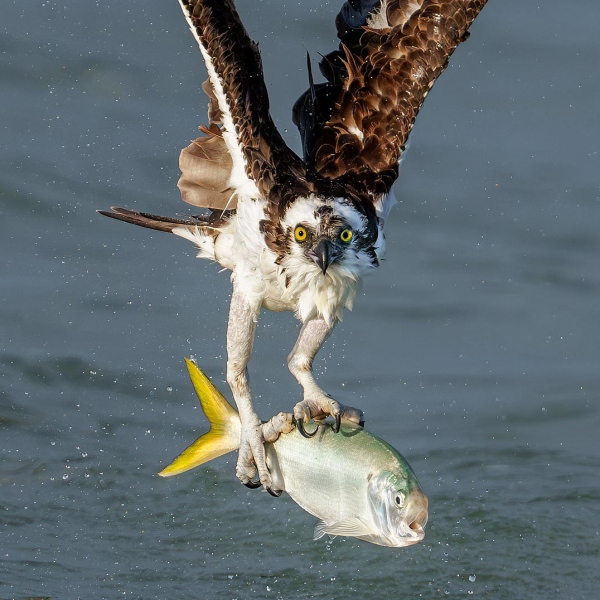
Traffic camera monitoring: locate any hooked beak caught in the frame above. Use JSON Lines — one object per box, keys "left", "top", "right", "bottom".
{"left": 307, "top": 238, "right": 341, "bottom": 274}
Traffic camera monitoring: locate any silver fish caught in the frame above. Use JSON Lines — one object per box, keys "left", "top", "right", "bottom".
{"left": 160, "top": 359, "right": 428, "bottom": 547}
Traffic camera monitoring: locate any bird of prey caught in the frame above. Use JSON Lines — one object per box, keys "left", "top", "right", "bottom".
{"left": 100, "top": 0, "right": 487, "bottom": 493}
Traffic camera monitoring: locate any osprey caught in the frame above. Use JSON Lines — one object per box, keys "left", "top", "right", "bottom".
{"left": 100, "top": 0, "right": 487, "bottom": 493}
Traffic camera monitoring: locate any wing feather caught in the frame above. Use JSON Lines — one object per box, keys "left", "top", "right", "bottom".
{"left": 178, "top": 0, "right": 311, "bottom": 214}
{"left": 295, "top": 0, "right": 487, "bottom": 201}
{"left": 177, "top": 128, "right": 236, "bottom": 211}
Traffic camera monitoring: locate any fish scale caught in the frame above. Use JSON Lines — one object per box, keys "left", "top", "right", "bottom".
{"left": 268, "top": 425, "right": 390, "bottom": 522}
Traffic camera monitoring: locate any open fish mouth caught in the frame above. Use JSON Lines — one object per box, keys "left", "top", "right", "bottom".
{"left": 393, "top": 515, "right": 426, "bottom": 546}
{"left": 401, "top": 512, "right": 428, "bottom": 545}
{"left": 397, "top": 490, "right": 428, "bottom": 546}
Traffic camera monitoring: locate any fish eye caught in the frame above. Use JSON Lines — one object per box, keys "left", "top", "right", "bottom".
{"left": 395, "top": 494, "right": 404, "bottom": 507}
{"left": 339, "top": 228, "right": 353, "bottom": 243}
{"left": 294, "top": 226, "right": 308, "bottom": 242}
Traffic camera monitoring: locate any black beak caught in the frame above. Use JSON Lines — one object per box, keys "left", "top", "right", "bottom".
{"left": 308, "top": 239, "right": 341, "bottom": 274}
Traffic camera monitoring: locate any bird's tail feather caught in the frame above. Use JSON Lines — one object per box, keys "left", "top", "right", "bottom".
{"left": 158, "top": 358, "right": 241, "bottom": 477}
{"left": 97, "top": 206, "right": 210, "bottom": 234}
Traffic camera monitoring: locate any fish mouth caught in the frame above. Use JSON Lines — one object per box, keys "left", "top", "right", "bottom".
{"left": 401, "top": 507, "right": 428, "bottom": 545}
{"left": 395, "top": 489, "right": 429, "bottom": 547}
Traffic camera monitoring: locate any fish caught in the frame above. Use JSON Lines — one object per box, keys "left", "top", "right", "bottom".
{"left": 159, "top": 358, "right": 428, "bottom": 547}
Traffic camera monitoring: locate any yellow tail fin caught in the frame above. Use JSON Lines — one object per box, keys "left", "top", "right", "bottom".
{"left": 158, "top": 358, "right": 241, "bottom": 477}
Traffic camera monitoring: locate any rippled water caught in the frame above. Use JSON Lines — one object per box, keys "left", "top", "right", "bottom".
{"left": 2, "top": 1, "right": 599, "bottom": 598}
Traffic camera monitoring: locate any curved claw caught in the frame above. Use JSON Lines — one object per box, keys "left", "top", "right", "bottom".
{"left": 293, "top": 416, "right": 318, "bottom": 439}
{"left": 331, "top": 412, "right": 342, "bottom": 434}
{"left": 267, "top": 487, "right": 283, "bottom": 497}
{"left": 243, "top": 477, "right": 262, "bottom": 489}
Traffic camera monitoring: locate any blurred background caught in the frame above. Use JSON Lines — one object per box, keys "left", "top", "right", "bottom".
{"left": 1, "top": 1, "right": 599, "bottom": 598}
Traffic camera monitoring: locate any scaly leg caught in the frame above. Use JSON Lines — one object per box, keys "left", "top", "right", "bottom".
{"left": 225, "top": 286, "right": 273, "bottom": 489}
{"left": 288, "top": 318, "right": 364, "bottom": 434}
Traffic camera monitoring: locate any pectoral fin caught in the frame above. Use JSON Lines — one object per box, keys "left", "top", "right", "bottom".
{"left": 313, "top": 517, "right": 375, "bottom": 540}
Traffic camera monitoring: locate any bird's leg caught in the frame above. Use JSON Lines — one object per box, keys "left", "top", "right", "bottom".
{"left": 288, "top": 318, "right": 364, "bottom": 435}
{"left": 226, "top": 287, "right": 272, "bottom": 489}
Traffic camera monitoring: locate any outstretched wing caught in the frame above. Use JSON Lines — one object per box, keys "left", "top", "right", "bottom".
{"left": 294, "top": 0, "right": 487, "bottom": 200}
{"left": 177, "top": 0, "right": 311, "bottom": 214}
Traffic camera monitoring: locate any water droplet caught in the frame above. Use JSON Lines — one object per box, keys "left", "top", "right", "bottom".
{"left": 166, "top": 386, "right": 173, "bottom": 392}
{"left": 469, "top": 574, "right": 476, "bottom": 582}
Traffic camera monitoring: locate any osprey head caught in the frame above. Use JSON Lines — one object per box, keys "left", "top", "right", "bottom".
{"left": 261, "top": 194, "right": 383, "bottom": 275}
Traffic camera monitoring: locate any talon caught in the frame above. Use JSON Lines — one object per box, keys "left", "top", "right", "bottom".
{"left": 243, "top": 477, "right": 262, "bottom": 489}
{"left": 332, "top": 412, "right": 341, "bottom": 433}
{"left": 293, "top": 416, "right": 318, "bottom": 439}
{"left": 267, "top": 487, "right": 283, "bottom": 497}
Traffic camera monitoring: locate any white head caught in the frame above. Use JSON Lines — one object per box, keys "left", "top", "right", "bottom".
{"left": 258, "top": 194, "right": 385, "bottom": 322}
{"left": 277, "top": 195, "right": 383, "bottom": 275}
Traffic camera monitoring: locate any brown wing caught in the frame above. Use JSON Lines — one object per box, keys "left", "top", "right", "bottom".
{"left": 178, "top": 0, "right": 312, "bottom": 215}
{"left": 296, "top": 0, "right": 487, "bottom": 200}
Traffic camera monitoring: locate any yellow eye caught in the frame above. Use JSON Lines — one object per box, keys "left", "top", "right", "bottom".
{"left": 294, "top": 226, "right": 307, "bottom": 242}
{"left": 340, "top": 228, "right": 353, "bottom": 243}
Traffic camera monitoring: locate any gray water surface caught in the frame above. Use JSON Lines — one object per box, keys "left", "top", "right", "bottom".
{"left": 2, "top": 1, "right": 599, "bottom": 598}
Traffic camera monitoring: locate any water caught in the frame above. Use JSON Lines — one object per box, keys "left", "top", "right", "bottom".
{"left": 2, "top": 1, "right": 599, "bottom": 598}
